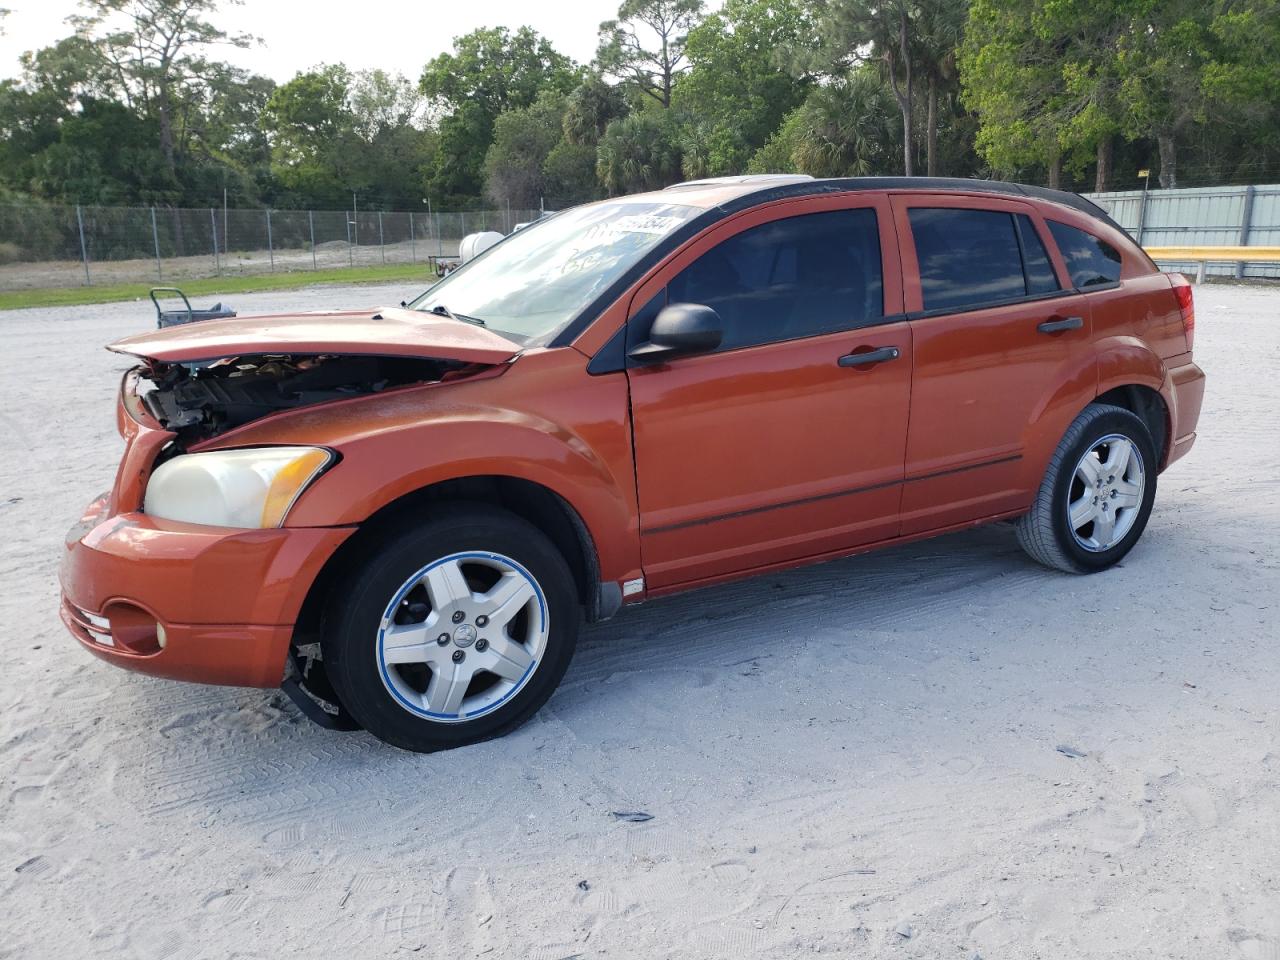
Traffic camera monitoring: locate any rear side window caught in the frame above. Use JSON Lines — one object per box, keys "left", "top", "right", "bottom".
{"left": 909, "top": 208, "right": 1055, "bottom": 312}
{"left": 1047, "top": 220, "right": 1122, "bottom": 287}
{"left": 667, "top": 208, "right": 884, "bottom": 352}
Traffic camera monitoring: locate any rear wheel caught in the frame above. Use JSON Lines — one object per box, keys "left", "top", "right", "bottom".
{"left": 322, "top": 506, "right": 579, "bottom": 752}
{"left": 1015, "top": 403, "right": 1158, "bottom": 573}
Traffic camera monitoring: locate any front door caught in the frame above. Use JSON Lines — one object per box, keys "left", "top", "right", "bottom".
{"left": 889, "top": 194, "right": 1096, "bottom": 534}
{"left": 625, "top": 195, "right": 913, "bottom": 590}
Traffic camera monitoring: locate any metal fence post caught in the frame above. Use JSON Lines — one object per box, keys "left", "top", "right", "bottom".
{"left": 378, "top": 211, "right": 385, "bottom": 264}
{"left": 309, "top": 210, "right": 317, "bottom": 270}
{"left": 210, "top": 207, "right": 221, "bottom": 275}
{"left": 1135, "top": 188, "right": 1149, "bottom": 246}
{"left": 266, "top": 208, "right": 275, "bottom": 272}
{"left": 346, "top": 211, "right": 353, "bottom": 267}
{"left": 1236, "top": 185, "right": 1256, "bottom": 280}
{"left": 409, "top": 211, "right": 416, "bottom": 263}
{"left": 150, "top": 206, "right": 162, "bottom": 280}
{"left": 435, "top": 212, "right": 442, "bottom": 258}
{"left": 75, "top": 204, "right": 91, "bottom": 285}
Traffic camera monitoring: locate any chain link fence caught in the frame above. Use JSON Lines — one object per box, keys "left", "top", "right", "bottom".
{"left": 0, "top": 204, "right": 542, "bottom": 291}
{"left": 8, "top": 186, "right": 1280, "bottom": 293}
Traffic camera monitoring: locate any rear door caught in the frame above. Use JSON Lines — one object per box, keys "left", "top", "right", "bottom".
{"left": 890, "top": 194, "right": 1095, "bottom": 535}
{"left": 626, "top": 194, "right": 911, "bottom": 589}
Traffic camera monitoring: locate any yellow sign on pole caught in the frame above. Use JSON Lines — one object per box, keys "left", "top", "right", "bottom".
{"left": 1137, "top": 168, "right": 1150, "bottom": 178}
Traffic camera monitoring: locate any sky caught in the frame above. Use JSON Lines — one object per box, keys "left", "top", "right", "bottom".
{"left": 0, "top": 0, "right": 625, "bottom": 83}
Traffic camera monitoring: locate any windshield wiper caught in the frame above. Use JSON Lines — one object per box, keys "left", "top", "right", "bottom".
{"left": 429, "top": 304, "right": 486, "bottom": 326}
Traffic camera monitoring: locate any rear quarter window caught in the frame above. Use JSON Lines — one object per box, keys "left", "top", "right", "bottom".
{"left": 1047, "top": 220, "right": 1123, "bottom": 288}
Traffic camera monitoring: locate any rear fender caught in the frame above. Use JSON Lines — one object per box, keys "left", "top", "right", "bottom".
{"left": 1095, "top": 335, "right": 1177, "bottom": 464}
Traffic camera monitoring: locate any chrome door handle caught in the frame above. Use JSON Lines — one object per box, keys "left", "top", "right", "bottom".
{"left": 838, "top": 346, "right": 900, "bottom": 368}
{"left": 1037, "top": 316, "right": 1084, "bottom": 334}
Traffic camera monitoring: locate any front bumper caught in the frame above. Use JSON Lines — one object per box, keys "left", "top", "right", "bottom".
{"left": 60, "top": 495, "right": 355, "bottom": 687}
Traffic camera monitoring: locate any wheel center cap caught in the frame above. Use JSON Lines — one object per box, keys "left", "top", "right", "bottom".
{"left": 453, "top": 623, "right": 477, "bottom": 648}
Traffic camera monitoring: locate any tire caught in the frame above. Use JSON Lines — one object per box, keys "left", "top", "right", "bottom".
{"left": 321, "top": 505, "right": 579, "bottom": 752}
{"left": 1015, "top": 403, "right": 1158, "bottom": 574}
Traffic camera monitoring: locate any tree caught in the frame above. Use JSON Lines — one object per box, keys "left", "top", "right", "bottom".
{"left": 73, "top": 0, "right": 254, "bottom": 189}
{"left": 1112, "top": 0, "right": 1280, "bottom": 188}
{"left": 543, "top": 139, "right": 600, "bottom": 206}
{"left": 797, "top": 0, "right": 916, "bottom": 174}
{"left": 673, "top": 0, "right": 816, "bottom": 173}
{"left": 420, "top": 27, "right": 578, "bottom": 204}
{"left": 962, "top": 0, "right": 1123, "bottom": 190}
{"left": 263, "top": 65, "right": 433, "bottom": 208}
{"left": 596, "top": 111, "right": 683, "bottom": 194}
{"left": 914, "top": 0, "right": 967, "bottom": 176}
{"left": 262, "top": 65, "right": 353, "bottom": 205}
{"left": 596, "top": 0, "right": 704, "bottom": 108}
{"left": 749, "top": 66, "right": 898, "bottom": 177}
{"left": 562, "top": 74, "right": 629, "bottom": 146}
{"left": 961, "top": 0, "right": 1068, "bottom": 185}
{"left": 483, "top": 94, "right": 565, "bottom": 208}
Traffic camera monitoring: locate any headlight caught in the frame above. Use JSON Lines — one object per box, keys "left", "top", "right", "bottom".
{"left": 143, "top": 447, "right": 333, "bottom": 528}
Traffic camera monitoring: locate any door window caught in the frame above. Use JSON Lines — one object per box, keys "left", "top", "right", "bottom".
{"left": 909, "top": 207, "right": 1059, "bottom": 312}
{"left": 1047, "top": 220, "right": 1123, "bottom": 287}
{"left": 1016, "top": 214, "right": 1061, "bottom": 295}
{"left": 666, "top": 208, "right": 884, "bottom": 352}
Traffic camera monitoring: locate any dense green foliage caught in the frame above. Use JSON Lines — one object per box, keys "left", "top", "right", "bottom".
{"left": 3, "top": 0, "right": 1279, "bottom": 214}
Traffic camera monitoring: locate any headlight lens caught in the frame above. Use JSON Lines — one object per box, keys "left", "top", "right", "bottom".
{"left": 143, "top": 447, "right": 333, "bottom": 528}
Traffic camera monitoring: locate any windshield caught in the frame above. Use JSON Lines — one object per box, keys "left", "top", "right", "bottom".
{"left": 408, "top": 200, "right": 701, "bottom": 344}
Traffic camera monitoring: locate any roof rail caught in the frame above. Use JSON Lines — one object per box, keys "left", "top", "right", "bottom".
{"left": 690, "top": 175, "right": 1127, "bottom": 235}
{"left": 665, "top": 174, "right": 815, "bottom": 190}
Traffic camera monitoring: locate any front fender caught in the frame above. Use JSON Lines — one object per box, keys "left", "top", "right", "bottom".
{"left": 202, "top": 349, "right": 641, "bottom": 585}
{"left": 293, "top": 407, "right": 629, "bottom": 528}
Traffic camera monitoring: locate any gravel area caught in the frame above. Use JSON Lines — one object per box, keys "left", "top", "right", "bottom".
{"left": 1, "top": 282, "right": 1277, "bottom": 959}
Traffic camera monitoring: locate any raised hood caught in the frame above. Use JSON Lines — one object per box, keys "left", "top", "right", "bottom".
{"left": 109, "top": 306, "right": 522, "bottom": 365}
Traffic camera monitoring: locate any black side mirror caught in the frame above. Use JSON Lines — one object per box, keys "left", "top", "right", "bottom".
{"left": 628, "top": 303, "right": 723, "bottom": 363}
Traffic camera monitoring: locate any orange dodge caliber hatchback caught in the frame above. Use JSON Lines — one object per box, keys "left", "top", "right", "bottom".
{"left": 61, "top": 176, "right": 1206, "bottom": 751}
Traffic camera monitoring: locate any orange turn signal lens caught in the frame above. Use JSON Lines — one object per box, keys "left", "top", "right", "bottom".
{"left": 260, "top": 448, "right": 333, "bottom": 527}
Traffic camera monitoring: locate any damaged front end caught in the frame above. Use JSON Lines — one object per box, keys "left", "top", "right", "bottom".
{"left": 136, "top": 352, "right": 477, "bottom": 445}
{"left": 108, "top": 304, "right": 525, "bottom": 447}
{"left": 75, "top": 309, "right": 527, "bottom": 727}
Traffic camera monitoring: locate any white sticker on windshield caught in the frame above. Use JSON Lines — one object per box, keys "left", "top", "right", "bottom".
{"left": 610, "top": 214, "right": 685, "bottom": 235}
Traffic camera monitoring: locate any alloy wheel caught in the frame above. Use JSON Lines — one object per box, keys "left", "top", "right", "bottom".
{"left": 375, "top": 552, "right": 548, "bottom": 722}
{"left": 1066, "top": 434, "right": 1146, "bottom": 552}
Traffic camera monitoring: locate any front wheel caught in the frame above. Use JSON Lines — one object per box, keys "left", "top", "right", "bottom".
{"left": 1015, "top": 403, "right": 1158, "bottom": 573}
{"left": 322, "top": 506, "right": 579, "bottom": 752}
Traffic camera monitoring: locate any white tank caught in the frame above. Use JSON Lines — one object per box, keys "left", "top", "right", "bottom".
{"left": 459, "top": 231, "right": 503, "bottom": 263}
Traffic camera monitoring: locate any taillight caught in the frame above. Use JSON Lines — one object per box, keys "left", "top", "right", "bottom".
{"left": 1170, "top": 275, "right": 1195, "bottom": 351}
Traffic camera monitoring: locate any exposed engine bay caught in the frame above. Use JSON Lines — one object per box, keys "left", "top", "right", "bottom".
{"left": 138, "top": 353, "right": 474, "bottom": 444}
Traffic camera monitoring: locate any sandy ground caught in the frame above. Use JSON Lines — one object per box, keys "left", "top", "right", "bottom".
{"left": 1, "top": 283, "right": 1277, "bottom": 960}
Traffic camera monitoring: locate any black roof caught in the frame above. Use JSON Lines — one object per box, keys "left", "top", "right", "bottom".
{"left": 711, "top": 176, "right": 1124, "bottom": 234}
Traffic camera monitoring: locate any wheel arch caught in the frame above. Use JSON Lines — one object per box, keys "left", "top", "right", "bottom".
{"left": 1093, "top": 335, "right": 1175, "bottom": 469}
{"left": 293, "top": 475, "right": 619, "bottom": 652}
{"left": 1094, "top": 384, "right": 1170, "bottom": 469}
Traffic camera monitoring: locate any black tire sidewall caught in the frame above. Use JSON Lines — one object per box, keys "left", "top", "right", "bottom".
{"left": 1049, "top": 408, "right": 1158, "bottom": 571}
{"left": 322, "top": 506, "right": 579, "bottom": 752}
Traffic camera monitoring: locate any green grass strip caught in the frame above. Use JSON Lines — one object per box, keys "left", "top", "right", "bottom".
{"left": 0, "top": 263, "right": 436, "bottom": 311}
